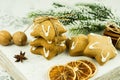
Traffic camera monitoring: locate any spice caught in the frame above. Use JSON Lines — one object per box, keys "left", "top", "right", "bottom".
{"left": 14, "top": 51, "right": 27, "bottom": 62}
{"left": 103, "top": 22, "right": 120, "bottom": 46}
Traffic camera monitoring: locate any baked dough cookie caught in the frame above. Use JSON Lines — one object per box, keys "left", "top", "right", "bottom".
{"left": 30, "top": 35, "right": 66, "bottom": 46}
{"left": 30, "top": 46, "right": 57, "bottom": 60}
{"left": 51, "top": 19, "right": 67, "bottom": 34}
{"left": 54, "top": 34, "right": 67, "bottom": 44}
{"left": 30, "top": 44, "right": 66, "bottom": 60}
{"left": 30, "top": 40, "right": 66, "bottom": 53}
{"left": 84, "top": 33, "right": 117, "bottom": 65}
{"left": 31, "top": 16, "right": 67, "bottom": 41}
{"left": 55, "top": 44, "right": 66, "bottom": 53}
{"left": 31, "top": 20, "right": 55, "bottom": 41}
{"left": 66, "top": 34, "right": 88, "bottom": 56}
{"left": 30, "top": 38, "right": 54, "bottom": 48}
{"left": 31, "top": 46, "right": 41, "bottom": 55}
{"left": 30, "top": 16, "right": 67, "bottom": 60}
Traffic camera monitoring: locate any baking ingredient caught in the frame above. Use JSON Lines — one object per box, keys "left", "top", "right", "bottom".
{"left": 14, "top": 51, "right": 27, "bottom": 62}
{"left": 13, "top": 31, "right": 27, "bottom": 46}
{"left": 103, "top": 22, "right": 120, "bottom": 49}
{"left": 0, "top": 30, "right": 12, "bottom": 46}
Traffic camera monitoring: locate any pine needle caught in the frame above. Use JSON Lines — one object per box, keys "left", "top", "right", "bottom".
{"left": 27, "top": 2, "right": 120, "bottom": 35}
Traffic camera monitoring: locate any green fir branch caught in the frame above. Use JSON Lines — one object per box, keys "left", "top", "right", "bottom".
{"left": 69, "top": 20, "right": 105, "bottom": 35}
{"left": 27, "top": 2, "right": 120, "bottom": 35}
{"left": 52, "top": 3, "right": 66, "bottom": 8}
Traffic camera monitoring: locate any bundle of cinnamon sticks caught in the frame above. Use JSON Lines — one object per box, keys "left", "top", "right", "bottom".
{"left": 103, "top": 22, "right": 120, "bottom": 49}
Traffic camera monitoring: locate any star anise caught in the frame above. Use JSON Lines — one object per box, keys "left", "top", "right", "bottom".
{"left": 14, "top": 51, "right": 27, "bottom": 62}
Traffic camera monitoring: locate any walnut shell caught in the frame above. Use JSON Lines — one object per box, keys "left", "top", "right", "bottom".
{"left": 13, "top": 31, "right": 27, "bottom": 46}
{"left": 0, "top": 30, "right": 12, "bottom": 46}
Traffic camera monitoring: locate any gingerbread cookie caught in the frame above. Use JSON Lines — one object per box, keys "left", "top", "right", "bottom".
{"left": 30, "top": 44, "right": 66, "bottom": 60}
{"left": 55, "top": 43, "right": 66, "bottom": 53}
{"left": 84, "top": 33, "right": 117, "bottom": 65}
{"left": 30, "top": 38, "right": 54, "bottom": 49}
{"left": 51, "top": 19, "right": 66, "bottom": 34}
{"left": 54, "top": 34, "right": 67, "bottom": 44}
{"left": 31, "top": 20, "right": 55, "bottom": 41}
{"left": 31, "top": 16, "right": 67, "bottom": 41}
{"left": 30, "top": 38, "right": 66, "bottom": 53}
{"left": 30, "top": 16, "right": 67, "bottom": 60}
{"left": 66, "top": 34, "right": 88, "bottom": 56}
{"left": 30, "top": 46, "right": 57, "bottom": 60}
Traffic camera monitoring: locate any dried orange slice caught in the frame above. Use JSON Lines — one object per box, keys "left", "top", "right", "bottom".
{"left": 49, "top": 65, "right": 76, "bottom": 80}
{"left": 66, "top": 61, "right": 92, "bottom": 80}
{"left": 80, "top": 60, "right": 97, "bottom": 77}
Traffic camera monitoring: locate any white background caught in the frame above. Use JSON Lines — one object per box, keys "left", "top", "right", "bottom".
{"left": 0, "top": 0, "right": 120, "bottom": 17}
{"left": 0, "top": 0, "right": 120, "bottom": 80}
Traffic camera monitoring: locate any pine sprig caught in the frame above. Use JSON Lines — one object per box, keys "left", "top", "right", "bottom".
{"left": 27, "top": 2, "right": 120, "bottom": 35}
{"left": 52, "top": 3, "right": 65, "bottom": 8}
{"left": 76, "top": 3, "right": 114, "bottom": 20}
{"left": 69, "top": 20, "right": 105, "bottom": 35}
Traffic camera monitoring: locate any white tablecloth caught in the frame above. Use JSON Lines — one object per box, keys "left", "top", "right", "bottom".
{"left": 0, "top": 0, "right": 120, "bottom": 80}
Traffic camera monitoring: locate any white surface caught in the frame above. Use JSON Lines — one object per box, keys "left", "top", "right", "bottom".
{"left": 0, "top": 25, "right": 120, "bottom": 80}
{"left": 0, "top": 0, "right": 120, "bottom": 17}
{"left": 0, "top": 0, "right": 120, "bottom": 80}
{"left": 0, "top": 34, "right": 120, "bottom": 80}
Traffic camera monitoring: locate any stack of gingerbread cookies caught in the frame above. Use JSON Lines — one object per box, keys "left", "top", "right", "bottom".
{"left": 30, "top": 16, "right": 67, "bottom": 60}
